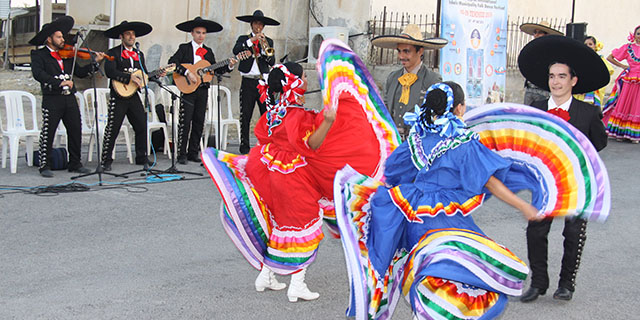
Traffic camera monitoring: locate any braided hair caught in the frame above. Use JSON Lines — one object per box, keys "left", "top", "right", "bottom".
{"left": 419, "top": 81, "right": 465, "bottom": 126}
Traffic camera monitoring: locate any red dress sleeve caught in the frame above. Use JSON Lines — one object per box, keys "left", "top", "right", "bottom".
{"left": 284, "top": 107, "right": 320, "bottom": 157}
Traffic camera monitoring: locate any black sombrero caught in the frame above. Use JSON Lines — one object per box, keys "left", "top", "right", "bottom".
{"left": 236, "top": 10, "right": 280, "bottom": 26}
{"left": 518, "top": 35, "right": 609, "bottom": 94}
{"left": 176, "top": 17, "right": 223, "bottom": 33}
{"left": 104, "top": 21, "right": 152, "bottom": 39}
{"left": 29, "top": 15, "right": 74, "bottom": 45}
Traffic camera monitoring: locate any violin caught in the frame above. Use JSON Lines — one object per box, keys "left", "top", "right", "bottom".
{"left": 58, "top": 44, "right": 114, "bottom": 61}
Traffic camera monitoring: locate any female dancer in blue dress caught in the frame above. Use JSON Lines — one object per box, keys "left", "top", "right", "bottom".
{"left": 335, "top": 81, "right": 538, "bottom": 320}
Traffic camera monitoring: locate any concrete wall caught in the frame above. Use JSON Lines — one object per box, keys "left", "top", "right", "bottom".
{"left": 308, "top": 0, "right": 371, "bottom": 60}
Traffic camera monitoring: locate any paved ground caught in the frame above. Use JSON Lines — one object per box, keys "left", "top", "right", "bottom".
{"left": 1, "top": 135, "right": 639, "bottom": 320}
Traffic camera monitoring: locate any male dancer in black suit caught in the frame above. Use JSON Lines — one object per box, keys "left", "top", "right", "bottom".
{"left": 169, "top": 17, "right": 236, "bottom": 164}
{"left": 29, "top": 16, "right": 104, "bottom": 177}
{"left": 233, "top": 10, "right": 279, "bottom": 154}
{"left": 101, "top": 21, "right": 163, "bottom": 171}
{"left": 518, "top": 35, "right": 608, "bottom": 302}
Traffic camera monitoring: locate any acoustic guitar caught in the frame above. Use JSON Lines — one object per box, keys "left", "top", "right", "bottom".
{"left": 173, "top": 50, "right": 252, "bottom": 94}
{"left": 112, "top": 64, "right": 176, "bottom": 98}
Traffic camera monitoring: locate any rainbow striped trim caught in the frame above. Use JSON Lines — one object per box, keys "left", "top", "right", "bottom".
{"left": 202, "top": 148, "right": 270, "bottom": 271}
{"left": 388, "top": 186, "right": 485, "bottom": 223}
{"left": 407, "top": 130, "right": 479, "bottom": 171}
{"left": 259, "top": 142, "right": 308, "bottom": 174}
{"left": 464, "top": 103, "right": 610, "bottom": 222}
{"left": 404, "top": 228, "right": 525, "bottom": 320}
{"left": 316, "top": 39, "right": 400, "bottom": 181}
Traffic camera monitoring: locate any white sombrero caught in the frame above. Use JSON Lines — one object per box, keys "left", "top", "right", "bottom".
{"left": 520, "top": 21, "right": 563, "bottom": 36}
{"left": 371, "top": 24, "right": 447, "bottom": 50}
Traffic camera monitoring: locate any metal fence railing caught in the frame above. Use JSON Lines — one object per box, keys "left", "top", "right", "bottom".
{"left": 368, "top": 7, "right": 439, "bottom": 68}
{"left": 369, "top": 7, "right": 569, "bottom": 71}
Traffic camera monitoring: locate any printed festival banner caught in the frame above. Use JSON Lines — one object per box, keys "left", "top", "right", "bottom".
{"left": 439, "top": 0, "right": 508, "bottom": 107}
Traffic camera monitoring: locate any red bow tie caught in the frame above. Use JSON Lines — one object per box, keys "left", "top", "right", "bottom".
{"left": 122, "top": 49, "right": 139, "bottom": 61}
{"left": 548, "top": 108, "right": 571, "bottom": 121}
{"left": 252, "top": 39, "right": 260, "bottom": 55}
{"left": 50, "top": 51, "right": 64, "bottom": 71}
{"left": 195, "top": 47, "right": 207, "bottom": 59}
{"left": 50, "top": 51, "right": 61, "bottom": 60}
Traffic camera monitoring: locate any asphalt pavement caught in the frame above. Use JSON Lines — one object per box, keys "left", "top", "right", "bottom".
{"left": 1, "top": 139, "right": 638, "bottom": 319}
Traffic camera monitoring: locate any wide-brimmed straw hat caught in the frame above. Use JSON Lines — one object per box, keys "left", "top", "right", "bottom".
{"left": 236, "top": 10, "right": 280, "bottom": 26}
{"left": 520, "top": 21, "right": 563, "bottom": 36}
{"left": 371, "top": 24, "right": 448, "bottom": 50}
{"left": 518, "top": 35, "right": 609, "bottom": 94}
{"left": 104, "top": 21, "right": 152, "bottom": 39}
{"left": 29, "top": 15, "right": 74, "bottom": 45}
{"left": 176, "top": 17, "right": 223, "bottom": 33}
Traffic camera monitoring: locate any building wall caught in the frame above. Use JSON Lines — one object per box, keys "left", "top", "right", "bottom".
{"left": 62, "top": 0, "right": 370, "bottom": 114}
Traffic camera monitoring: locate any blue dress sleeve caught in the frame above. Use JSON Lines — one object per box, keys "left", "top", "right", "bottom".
{"left": 458, "top": 140, "right": 512, "bottom": 195}
{"left": 384, "top": 141, "right": 419, "bottom": 186}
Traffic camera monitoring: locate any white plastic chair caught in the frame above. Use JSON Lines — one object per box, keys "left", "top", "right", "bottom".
{"left": 158, "top": 85, "right": 181, "bottom": 159}
{"left": 55, "top": 92, "right": 97, "bottom": 150}
{"left": 83, "top": 88, "right": 133, "bottom": 164}
{"left": 139, "top": 88, "right": 170, "bottom": 158}
{"left": 0, "top": 90, "right": 40, "bottom": 173}
{"left": 203, "top": 85, "right": 240, "bottom": 150}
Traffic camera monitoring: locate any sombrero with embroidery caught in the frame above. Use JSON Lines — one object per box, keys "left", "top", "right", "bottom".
{"left": 176, "top": 17, "right": 223, "bottom": 33}
{"left": 371, "top": 24, "right": 448, "bottom": 50}
{"left": 29, "top": 15, "right": 74, "bottom": 45}
{"left": 518, "top": 35, "right": 609, "bottom": 94}
{"left": 104, "top": 21, "right": 152, "bottom": 39}
{"left": 520, "top": 21, "right": 563, "bottom": 36}
{"left": 236, "top": 10, "right": 280, "bottom": 26}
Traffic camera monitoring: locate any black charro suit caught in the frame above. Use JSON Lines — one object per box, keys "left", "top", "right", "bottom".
{"left": 168, "top": 42, "right": 231, "bottom": 161}
{"left": 233, "top": 34, "right": 275, "bottom": 154}
{"left": 527, "top": 98, "right": 607, "bottom": 293}
{"left": 30, "top": 46, "right": 97, "bottom": 172}
{"left": 102, "top": 44, "right": 150, "bottom": 166}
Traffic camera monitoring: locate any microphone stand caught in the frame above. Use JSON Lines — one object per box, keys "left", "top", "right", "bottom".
{"left": 210, "top": 72, "right": 228, "bottom": 152}
{"left": 71, "top": 29, "right": 128, "bottom": 183}
{"left": 120, "top": 43, "right": 164, "bottom": 178}
{"left": 153, "top": 78, "right": 201, "bottom": 176}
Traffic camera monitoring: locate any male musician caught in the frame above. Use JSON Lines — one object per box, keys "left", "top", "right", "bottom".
{"left": 233, "top": 10, "right": 279, "bottom": 154}
{"left": 29, "top": 16, "right": 104, "bottom": 177}
{"left": 169, "top": 17, "right": 236, "bottom": 164}
{"left": 101, "top": 21, "right": 163, "bottom": 171}
{"left": 371, "top": 24, "right": 446, "bottom": 139}
{"left": 518, "top": 35, "right": 608, "bottom": 302}
{"left": 519, "top": 21, "right": 563, "bottom": 105}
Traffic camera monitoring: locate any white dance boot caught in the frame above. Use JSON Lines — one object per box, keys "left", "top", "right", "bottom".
{"left": 287, "top": 268, "right": 319, "bottom": 302}
{"left": 255, "top": 265, "right": 287, "bottom": 292}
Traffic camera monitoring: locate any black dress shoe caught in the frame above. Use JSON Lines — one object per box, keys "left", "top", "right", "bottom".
{"left": 136, "top": 158, "right": 154, "bottom": 166}
{"left": 40, "top": 169, "right": 54, "bottom": 178}
{"left": 102, "top": 163, "right": 112, "bottom": 172}
{"left": 177, "top": 157, "right": 188, "bottom": 165}
{"left": 239, "top": 146, "right": 250, "bottom": 155}
{"left": 69, "top": 166, "right": 91, "bottom": 174}
{"left": 187, "top": 155, "right": 201, "bottom": 163}
{"left": 520, "top": 287, "right": 546, "bottom": 302}
{"left": 553, "top": 287, "right": 573, "bottom": 301}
